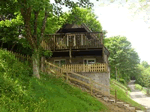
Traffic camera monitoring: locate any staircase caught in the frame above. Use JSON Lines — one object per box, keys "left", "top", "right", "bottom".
{"left": 44, "top": 60, "right": 146, "bottom": 112}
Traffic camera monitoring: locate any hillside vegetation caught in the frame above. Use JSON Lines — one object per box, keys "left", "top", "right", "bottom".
{"left": 0, "top": 49, "right": 108, "bottom": 112}
{"left": 110, "top": 79, "right": 145, "bottom": 110}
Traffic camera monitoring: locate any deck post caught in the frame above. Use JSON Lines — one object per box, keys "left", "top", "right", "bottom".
{"left": 69, "top": 47, "right": 72, "bottom": 64}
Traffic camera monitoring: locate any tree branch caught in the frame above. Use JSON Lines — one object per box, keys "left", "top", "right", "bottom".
{"left": 33, "top": 11, "right": 39, "bottom": 41}
{"left": 39, "top": 9, "right": 49, "bottom": 46}
{"left": 20, "top": 6, "right": 36, "bottom": 49}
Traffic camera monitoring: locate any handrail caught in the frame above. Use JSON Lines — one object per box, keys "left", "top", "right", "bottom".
{"left": 45, "top": 60, "right": 116, "bottom": 99}
{"left": 46, "top": 62, "right": 90, "bottom": 80}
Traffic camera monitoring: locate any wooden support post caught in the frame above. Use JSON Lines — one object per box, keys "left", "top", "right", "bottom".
{"left": 90, "top": 78, "right": 93, "bottom": 95}
{"left": 115, "top": 89, "right": 117, "bottom": 103}
{"left": 69, "top": 47, "right": 72, "bottom": 64}
{"left": 102, "top": 47, "right": 105, "bottom": 63}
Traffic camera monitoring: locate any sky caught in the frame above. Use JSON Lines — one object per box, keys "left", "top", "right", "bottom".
{"left": 51, "top": 0, "right": 150, "bottom": 64}
{"left": 93, "top": 0, "right": 150, "bottom": 64}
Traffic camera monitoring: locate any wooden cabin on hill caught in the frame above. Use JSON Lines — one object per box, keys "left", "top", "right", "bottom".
{"left": 41, "top": 23, "right": 110, "bottom": 92}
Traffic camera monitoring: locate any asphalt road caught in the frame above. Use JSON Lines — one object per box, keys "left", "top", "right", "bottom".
{"left": 128, "top": 80, "right": 150, "bottom": 112}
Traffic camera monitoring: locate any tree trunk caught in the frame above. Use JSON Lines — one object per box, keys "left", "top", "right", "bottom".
{"left": 32, "top": 49, "right": 40, "bottom": 79}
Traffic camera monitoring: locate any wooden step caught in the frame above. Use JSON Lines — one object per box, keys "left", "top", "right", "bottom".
{"left": 128, "top": 107, "right": 135, "bottom": 110}
{"left": 96, "top": 94, "right": 103, "bottom": 98}
{"left": 123, "top": 104, "right": 130, "bottom": 107}
{"left": 136, "top": 110, "right": 144, "bottom": 112}
{"left": 102, "top": 97, "right": 109, "bottom": 102}
{"left": 108, "top": 99, "right": 115, "bottom": 103}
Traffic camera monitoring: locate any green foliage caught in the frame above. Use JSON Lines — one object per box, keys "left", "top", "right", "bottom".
{"left": 141, "top": 61, "right": 150, "bottom": 68}
{"left": 119, "top": 78, "right": 127, "bottom": 86}
{"left": 65, "top": 7, "right": 103, "bottom": 32}
{"left": 135, "top": 84, "right": 143, "bottom": 91}
{"left": 105, "top": 36, "right": 140, "bottom": 82}
{"left": 41, "top": 50, "right": 53, "bottom": 58}
{"left": 135, "top": 64, "right": 150, "bottom": 88}
{"left": 0, "top": 49, "right": 108, "bottom": 112}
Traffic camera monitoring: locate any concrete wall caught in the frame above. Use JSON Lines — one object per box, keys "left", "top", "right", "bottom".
{"left": 69, "top": 71, "right": 110, "bottom": 94}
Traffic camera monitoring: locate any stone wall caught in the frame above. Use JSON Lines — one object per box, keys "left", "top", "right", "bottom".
{"left": 69, "top": 71, "right": 110, "bottom": 94}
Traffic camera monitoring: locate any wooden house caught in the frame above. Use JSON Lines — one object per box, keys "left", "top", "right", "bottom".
{"left": 41, "top": 23, "right": 110, "bottom": 92}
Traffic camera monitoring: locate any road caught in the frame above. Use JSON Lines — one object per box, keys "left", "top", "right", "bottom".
{"left": 128, "top": 80, "right": 150, "bottom": 112}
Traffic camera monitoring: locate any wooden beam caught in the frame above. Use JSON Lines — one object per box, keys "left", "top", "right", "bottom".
{"left": 69, "top": 47, "right": 72, "bottom": 64}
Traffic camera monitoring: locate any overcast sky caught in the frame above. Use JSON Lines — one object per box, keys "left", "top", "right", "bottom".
{"left": 93, "top": 0, "right": 150, "bottom": 64}
{"left": 51, "top": 0, "right": 150, "bottom": 64}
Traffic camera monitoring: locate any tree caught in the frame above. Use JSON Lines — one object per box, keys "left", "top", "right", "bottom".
{"left": 105, "top": 36, "right": 140, "bottom": 82}
{"left": 141, "top": 61, "right": 150, "bottom": 68}
{"left": 0, "top": 0, "right": 94, "bottom": 79}
{"left": 62, "top": 7, "right": 103, "bottom": 33}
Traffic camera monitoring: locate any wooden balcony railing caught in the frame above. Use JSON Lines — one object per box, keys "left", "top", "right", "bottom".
{"left": 41, "top": 32, "right": 103, "bottom": 51}
{"left": 61, "top": 63, "right": 108, "bottom": 73}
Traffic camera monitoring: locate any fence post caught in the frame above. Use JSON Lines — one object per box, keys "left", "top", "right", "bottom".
{"left": 90, "top": 78, "right": 93, "bottom": 95}
{"left": 66, "top": 71, "right": 68, "bottom": 82}
{"left": 115, "top": 89, "right": 117, "bottom": 103}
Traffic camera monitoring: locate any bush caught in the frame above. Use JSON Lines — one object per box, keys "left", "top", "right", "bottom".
{"left": 119, "top": 78, "right": 127, "bottom": 86}
{"left": 135, "top": 84, "right": 143, "bottom": 91}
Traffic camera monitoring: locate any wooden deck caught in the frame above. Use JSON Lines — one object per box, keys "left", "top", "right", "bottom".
{"left": 41, "top": 32, "right": 103, "bottom": 51}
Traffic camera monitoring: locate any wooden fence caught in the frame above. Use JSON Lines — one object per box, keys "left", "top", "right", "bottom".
{"left": 111, "top": 80, "right": 129, "bottom": 96}
{"left": 0, "top": 48, "right": 32, "bottom": 65}
{"left": 44, "top": 60, "right": 116, "bottom": 100}
{"left": 62, "top": 63, "right": 108, "bottom": 73}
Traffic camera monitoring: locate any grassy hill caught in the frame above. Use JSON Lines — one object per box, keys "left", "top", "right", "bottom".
{"left": 0, "top": 49, "right": 108, "bottom": 112}
{"left": 110, "top": 79, "right": 146, "bottom": 110}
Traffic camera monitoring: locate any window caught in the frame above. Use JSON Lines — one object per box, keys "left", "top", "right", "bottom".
{"left": 54, "top": 59, "right": 66, "bottom": 66}
{"left": 83, "top": 58, "right": 96, "bottom": 64}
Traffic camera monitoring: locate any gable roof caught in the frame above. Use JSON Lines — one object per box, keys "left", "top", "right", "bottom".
{"left": 56, "top": 23, "right": 92, "bottom": 33}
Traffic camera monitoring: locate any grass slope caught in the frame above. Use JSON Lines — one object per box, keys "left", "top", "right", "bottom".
{"left": 110, "top": 79, "right": 146, "bottom": 110}
{"left": 0, "top": 49, "right": 108, "bottom": 112}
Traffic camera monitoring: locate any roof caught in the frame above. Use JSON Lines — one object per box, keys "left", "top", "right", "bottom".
{"left": 56, "top": 23, "right": 92, "bottom": 33}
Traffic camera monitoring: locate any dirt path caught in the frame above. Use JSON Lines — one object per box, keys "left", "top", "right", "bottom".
{"left": 128, "top": 80, "right": 150, "bottom": 112}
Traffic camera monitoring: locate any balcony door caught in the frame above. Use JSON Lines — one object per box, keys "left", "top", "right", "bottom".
{"left": 67, "top": 34, "right": 76, "bottom": 47}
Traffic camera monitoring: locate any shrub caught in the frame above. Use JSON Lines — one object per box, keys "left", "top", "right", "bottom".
{"left": 135, "top": 84, "right": 143, "bottom": 91}
{"left": 119, "top": 78, "right": 127, "bottom": 86}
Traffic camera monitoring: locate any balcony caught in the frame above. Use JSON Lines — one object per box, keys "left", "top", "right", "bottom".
{"left": 41, "top": 32, "right": 103, "bottom": 51}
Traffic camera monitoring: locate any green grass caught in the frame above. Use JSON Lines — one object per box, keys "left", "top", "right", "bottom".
{"left": 110, "top": 79, "right": 146, "bottom": 110}
{"left": 0, "top": 49, "right": 108, "bottom": 112}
